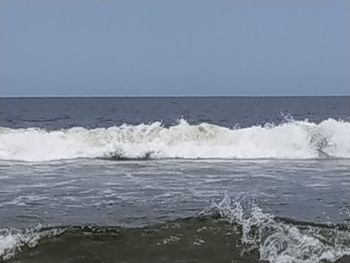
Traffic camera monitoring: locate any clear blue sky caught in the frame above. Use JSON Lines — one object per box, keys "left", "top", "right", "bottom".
{"left": 1, "top": 0, "right": 349, "bottom": 96}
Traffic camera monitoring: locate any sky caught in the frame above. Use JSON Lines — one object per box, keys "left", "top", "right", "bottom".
{"left": 1, "top": 0, "right": 349, "bottom": 96}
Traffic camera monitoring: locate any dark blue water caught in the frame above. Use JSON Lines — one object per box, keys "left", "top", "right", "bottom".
{"left": 1, "top": 97, "right": 349, "bottom": 129}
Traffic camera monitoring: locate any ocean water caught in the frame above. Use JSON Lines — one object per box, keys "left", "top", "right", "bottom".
{"left": 1, "top": 97, "right": 350, "bottom": 263}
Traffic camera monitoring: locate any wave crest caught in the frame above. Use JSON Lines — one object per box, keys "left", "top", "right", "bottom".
{"left": 202, "top": 195, "right": 350, "bottom": 263}
{"left": 2, "top": 197, "right": 350, "bottom": 263}
{"left": 0, "top": 119, "right": 349, "bottom": 161}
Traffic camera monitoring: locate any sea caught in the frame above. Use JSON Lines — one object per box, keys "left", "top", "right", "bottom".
{"left": 0, "top": 97, "right": 350, "bottom": 263}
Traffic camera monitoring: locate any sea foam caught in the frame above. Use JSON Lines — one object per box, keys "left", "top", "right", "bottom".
{"left": 203, "top": 195, "right": 350, "bottom": 263}
{"left": 0, "top": 226, "right": 64, "bottom": 260}
{"left": 0, "top": 119, "right": 349, "bottom": 162}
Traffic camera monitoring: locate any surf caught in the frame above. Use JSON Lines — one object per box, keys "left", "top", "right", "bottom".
{"left": 2, "top": 196, "right": 350, "bottom": 263}
{"left": 0, "top": 118, "right": 349, "bottom": 162}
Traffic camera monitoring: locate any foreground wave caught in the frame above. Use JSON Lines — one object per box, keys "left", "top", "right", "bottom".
{"left": 0, "top": 119, "right": 350, "bottom": 161}
{"left": 1, "top": 196, "right": 350, "bottom": 263}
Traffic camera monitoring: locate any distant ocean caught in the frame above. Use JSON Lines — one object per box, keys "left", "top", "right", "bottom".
{"left": 1, "top": 97, "right": 350, "bottom": 263}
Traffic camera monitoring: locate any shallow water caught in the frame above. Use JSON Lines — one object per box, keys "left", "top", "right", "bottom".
{"left": 1, "top": 159, "right": 350, "bottom": 262}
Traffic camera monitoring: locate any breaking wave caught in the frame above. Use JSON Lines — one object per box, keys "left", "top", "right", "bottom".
{"left": 2, "top": 196, "right": 350, "bottom": 263}
{"left": 203, "top": 195, "right": 350, "bottom": 263}
{"left": 0, "top": 226, "right": 64, "bottom": 261}
{"left": 0, "top": 119, "right": 350, "bottom": 162}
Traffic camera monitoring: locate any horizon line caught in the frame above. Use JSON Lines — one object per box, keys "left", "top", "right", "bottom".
{"left": 1, "top": 94, "right": 350, "bottom": 98}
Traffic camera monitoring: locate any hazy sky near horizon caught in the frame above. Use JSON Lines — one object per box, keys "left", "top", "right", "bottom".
{"left": 1, "top": 0, "right": 349, "bottom": 96}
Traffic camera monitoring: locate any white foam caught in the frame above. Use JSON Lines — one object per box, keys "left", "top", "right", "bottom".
{"left": 204, "top": 195, "right": 350, "bottom": 263}
{"left": 0, "top": 119, "right": 349, "bottom": 161}
{"left": 0, "top": 226, "right": 64, "bottom": 260}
